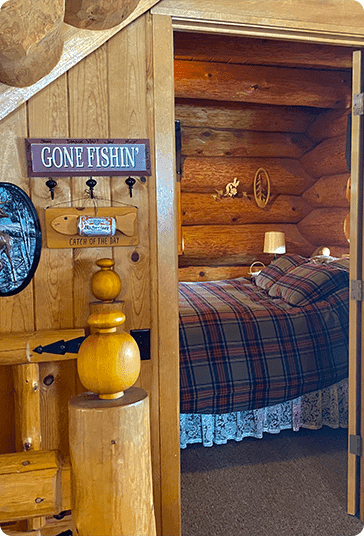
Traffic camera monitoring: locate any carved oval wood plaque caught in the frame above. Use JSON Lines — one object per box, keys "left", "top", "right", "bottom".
{"left": 0, "top": 183, "right": 41, "bottom": 296}
{"left": 253, "top": 168, "right": 271, "bottom": 208}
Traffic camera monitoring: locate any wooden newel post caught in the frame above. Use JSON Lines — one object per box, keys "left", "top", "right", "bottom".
{"left": 69, "top": 259, "right": 156, "bottom": 536}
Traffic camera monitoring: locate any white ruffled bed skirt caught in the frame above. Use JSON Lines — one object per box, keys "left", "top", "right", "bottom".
{"left": 180, "top": 378, "right": 348, "bottom": 449}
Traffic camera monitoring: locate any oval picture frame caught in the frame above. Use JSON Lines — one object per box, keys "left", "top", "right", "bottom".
{"left": 0, "top": 182, "right": 41, "bottom": 296}
{"left": 253, "top": 168, "right": 271, "bottom": 208}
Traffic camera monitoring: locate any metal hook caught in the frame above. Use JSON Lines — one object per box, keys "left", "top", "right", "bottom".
{"left": 45, "top": 178, "right": 57, "bottom": 200}
{"left": 86, "top": 178, "right": 97, "bottom": 199}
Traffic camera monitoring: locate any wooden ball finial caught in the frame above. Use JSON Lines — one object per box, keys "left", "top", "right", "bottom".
{"left": 91, "top": 258, "right": 122, "bottom": 302}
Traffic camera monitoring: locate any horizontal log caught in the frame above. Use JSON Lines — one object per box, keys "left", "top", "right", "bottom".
{"left": 0, "top": 450, "right": 70, "bottom": 523}
{"left": 300, "top": 136, "right": 348, "bottom": 178}
{"left": 297, "top": 208, "right": 349, "bottom": 246}
{"left": 303, "top": 174, "right": 350, "bottom": 207}
{"left": 182, "top": 193, "right": 313, "bottom": 225}
{"left": 175, "top": 99, "right": 317, "bottom": 133}
{"left": 0, "top": 0, "right": 64, "bottom": 87}
{"left": 181, "top": 157, "right": 316, "bottom": 194}
{"left": 181, "top": 127, "right": 313, "bottom": 158}
{"left": 64, "top": 0, "right": 140, "bottom": 30}
{"left": 178, "top": 265, "right": 251, "bottom": 282}
{"left": 0, "top": 329, "right": 85, "bottom": 365}
{"left": 175, "top": 60, "right": 351, "bottom": 109}
{"left": 307, "top": 109, "right": 350, "bottom": 143}
{"left": 174, "top": 32, "right": 354, "bottom": 70}
{"left": 181, "top": 224, "right": 314, "bottom": 265}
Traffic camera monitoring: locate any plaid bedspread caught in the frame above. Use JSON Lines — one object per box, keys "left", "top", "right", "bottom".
{"left": 179, "top": 277, "right": 349, "bottom": 414}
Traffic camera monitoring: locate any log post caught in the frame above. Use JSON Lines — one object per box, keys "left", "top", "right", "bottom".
{"left": 13, "top": 363, "right": 46, "bottom": 530}
{"left": 69, "top": 258, "right": 156, "bottom": 535}
{"left": 69, "top": 389, "right": 156, "bottom": 536}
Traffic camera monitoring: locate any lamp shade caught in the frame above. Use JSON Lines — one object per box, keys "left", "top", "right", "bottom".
{"left": 263, "top": 231, "right": 286, "bottom": 254}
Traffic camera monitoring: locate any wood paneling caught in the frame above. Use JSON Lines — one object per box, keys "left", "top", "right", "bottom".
{"left": 68, "top": 44, "right": 112, "bottom": 329}
{"left": 175, "top": 60, "right": 351, "bottom": 108}
{"left": 107, "top": 16, "right": 161, "bottom": 533}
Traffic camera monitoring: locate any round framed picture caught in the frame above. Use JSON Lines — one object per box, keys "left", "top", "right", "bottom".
{"left": 0, "top": 183, "right": 41, "bottom": 296}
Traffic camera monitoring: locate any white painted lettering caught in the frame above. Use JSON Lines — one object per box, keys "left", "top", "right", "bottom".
{"left": 87, "top": 146, "right": 96, "bottom": 167}
{"left": 101, "top": 146, "right": 109, "bottom": 167}
{"left": 63, "top": 146, "right": 74, "bottom": 168}
{"left": 95, "top": 146, "right": 102, "bottom": 168}
{"left": 41, "top": 147, "right": 52, "bottom": 168}
{"left": 125, "top": 147, "right": 138, "bottom": 168}
{"left": 109, "top": 146, "right": 119, "bottom": 167}
{"left": 75, "top": 146, "right": 84, "bottom": 168}
{"left": 52, "top": 146, "right": 63, "bottom": 168}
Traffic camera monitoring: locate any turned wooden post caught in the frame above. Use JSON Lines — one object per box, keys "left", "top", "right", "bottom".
{"left": 69, "top": 259, "right": 156, "bottom": 536}
{"left": 0, "top": 0, "right": 64, "bottom": 87}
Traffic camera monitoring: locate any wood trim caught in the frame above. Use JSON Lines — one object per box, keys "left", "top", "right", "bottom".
{"left": 152, "top": 0, "right": 364, "bottom": 45}
{"left": 0, "top": 0, "right": 161, "bottom": 123}
{"left": 152, "top": 13, "right": 181, "bottom": 536}
{"left": 348, "top": 49, "right": 363, "bottom": 517}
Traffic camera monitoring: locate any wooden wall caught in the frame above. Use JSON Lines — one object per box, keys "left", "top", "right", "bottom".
{"left": 175, "top": 33, "right": 352, "bottom": 281}
{"left": 0, "top": 13, "right": 166, "bottom": 534}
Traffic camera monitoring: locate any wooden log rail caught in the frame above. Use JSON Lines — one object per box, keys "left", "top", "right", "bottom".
{"left": 0, "top": 329, "right": 83, "bottom": 530}
{"left": 0, "top": 451, "right": 71, "bottom": 524}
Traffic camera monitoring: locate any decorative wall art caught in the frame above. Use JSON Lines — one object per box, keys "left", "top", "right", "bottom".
{"left": 0, "top": 183, "right": 41, "bottom": 296}
{"left": 254, "top": 168, "right": 271, "bottom": 208}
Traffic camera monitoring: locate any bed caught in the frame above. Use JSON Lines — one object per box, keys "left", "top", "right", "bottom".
{"left": 179, "top": 254, "right": 349, "bottom": 448}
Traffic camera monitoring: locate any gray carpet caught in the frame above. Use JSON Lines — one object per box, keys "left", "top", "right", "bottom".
{"left": 181, "top": 427, "right": 364, "bottom": 536}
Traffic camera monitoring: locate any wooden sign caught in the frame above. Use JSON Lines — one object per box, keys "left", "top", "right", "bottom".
{"left": 45, "top": 207, "right": 139, "bottom": 249}
{"left": 25, "top": 138, "right": 151, "bottom": 177}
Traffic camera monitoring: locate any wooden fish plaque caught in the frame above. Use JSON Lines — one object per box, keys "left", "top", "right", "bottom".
{"left": 45, "top": 207, "right": 138, "bottom": 249}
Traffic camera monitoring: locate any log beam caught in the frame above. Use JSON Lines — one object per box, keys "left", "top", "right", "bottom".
{"left": 0, "top": 0, "right": 64, "bottom": 87}
{"left": 64, "top": 0, "right": 140, "bottom": 30}
{"left": 0, "top": 450, "right": 70, "bottom": 523}
{"left": 182, "top": 193, "right": 313, "bottom": 225}
{"left": 175, "top": 60, "right": 351, "bottom": 109}
{"left": 181, "top": 157, "right": 315, "bottom": 195}
{"left": 181, "top": 127, "right": 312, "bottom": 158}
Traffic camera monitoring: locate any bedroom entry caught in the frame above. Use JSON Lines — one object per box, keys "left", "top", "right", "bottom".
{"left": 172, "top": 28, "right": 362, "bottom": 523}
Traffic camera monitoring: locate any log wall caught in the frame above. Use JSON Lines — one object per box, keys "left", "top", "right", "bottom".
{"left": 175, "top": 33, "right": 351, "bottom": 281}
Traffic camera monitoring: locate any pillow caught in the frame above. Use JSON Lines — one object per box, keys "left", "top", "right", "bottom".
{"left": 268, "top": 262, "right": 349, "bottom": 305}
{"left": 254, "top": 254, "right": 307, "bottom": 291}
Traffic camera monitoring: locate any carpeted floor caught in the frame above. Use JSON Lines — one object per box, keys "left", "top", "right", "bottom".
{"left": 181, "top": 426, "right": 364, "bottom": 536}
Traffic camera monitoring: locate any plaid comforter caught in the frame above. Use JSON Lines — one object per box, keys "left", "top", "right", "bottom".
{"left": 179, "top": 277, "right": 349, "bottom": 414}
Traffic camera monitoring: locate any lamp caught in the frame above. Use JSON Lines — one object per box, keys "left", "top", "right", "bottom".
{"left": 263, "top": 231, "right": 286, "bottom": 259}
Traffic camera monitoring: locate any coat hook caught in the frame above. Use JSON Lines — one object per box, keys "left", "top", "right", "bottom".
{"left": 86, "top": 178, "right": 97, "bottom": 199}
{"left": 125, "top": 177, "right": 136, "bottom": 198}
{"left": 45, "top": 178, "right": 57, "bottom": 200}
